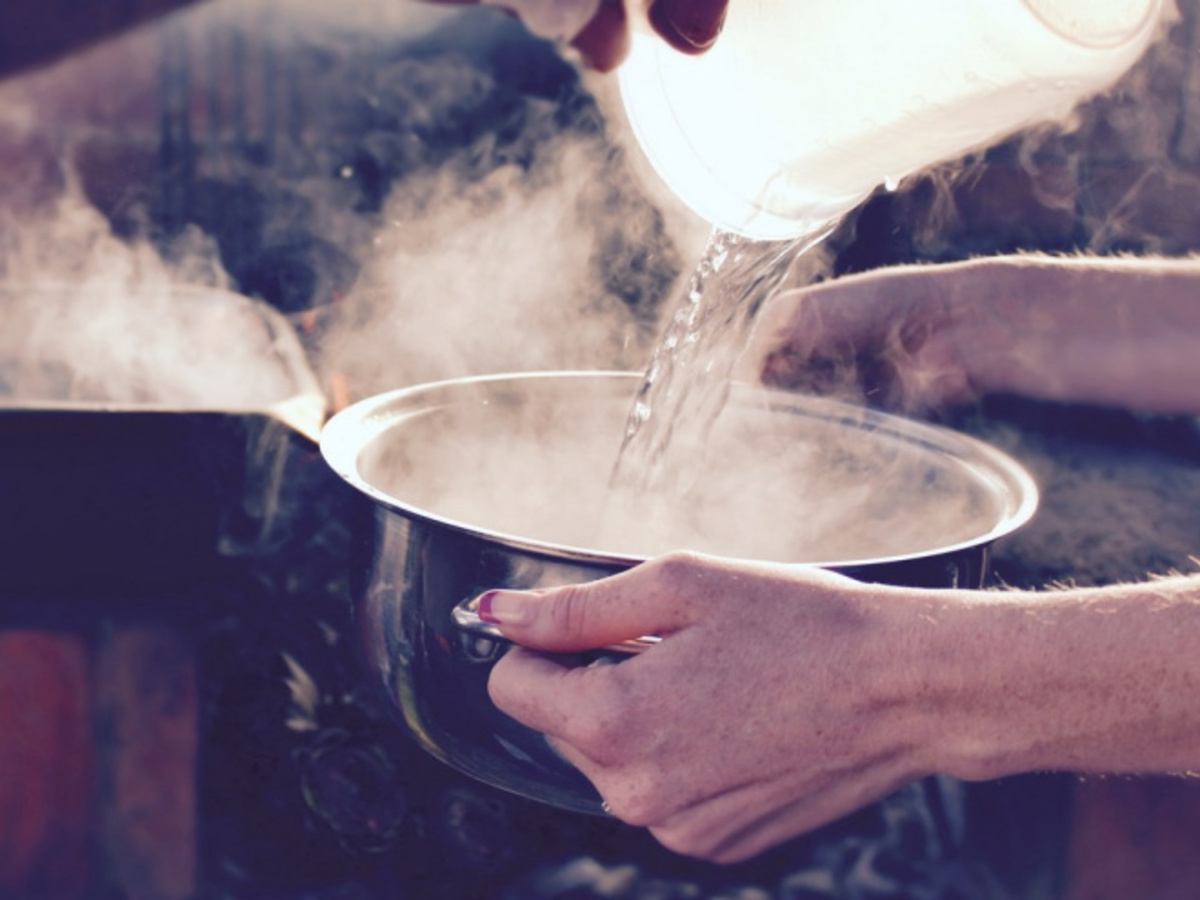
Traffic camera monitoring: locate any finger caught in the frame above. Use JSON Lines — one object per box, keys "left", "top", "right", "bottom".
{"left": 647, "top": 0, "right": 728, "bottom": 54}
{"left": 652, "top": 752, "right": 915, "bottom": 863}
{"left": 481, "top": 0, "right": 602, "bottom": 42}
{"left": 703, "top": 769, "right": 913, "bottom": 864}
{"left": 485, "top": 651, "right": 625, "bottom": 810}
{"left": 649, "top": 779, "right": 802, "bottom": 862}
{"left": 765, "top": 275, "right": 972, "bottom": 412}
{"left": 421, "top": 0, "right": 623, "bottom": 69}
{"left": 570, "top": 0, "right": 629, "bottom": 71}
{"left": 759, "top": 282, "right": 887, "bottom": 357}
{"left": 487, "top": 646, "right": 614, "bottom": 745}
{"left": 475, "top": 554, "right": 706, "bottom": 652}
{"left": 666, "top": 793, "right": 833, "bottom": 864}
{"left": 755, "top": 278, "right": 925, "bottom": 403}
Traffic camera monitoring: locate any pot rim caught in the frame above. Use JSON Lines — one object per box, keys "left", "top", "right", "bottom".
{"left": 0, "top": 282, "right": 327, "bottom": 440}
{"left": 320, "top": 369, "right": 1040, "bottom": 568}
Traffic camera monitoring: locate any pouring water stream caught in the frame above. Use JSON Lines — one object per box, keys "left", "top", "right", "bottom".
{"left": 606, "top": 0, "right": 1164, "bottom": 529}
{"left": 602, "top": 226, "right": 830, "bottom": 547}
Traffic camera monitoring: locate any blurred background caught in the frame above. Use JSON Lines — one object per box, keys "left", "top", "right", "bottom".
{"left": 4, "top": 1, "right": 1200, "bottom": 898}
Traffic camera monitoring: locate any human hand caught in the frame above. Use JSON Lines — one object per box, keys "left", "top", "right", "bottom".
{"left": 749, "top": 254, "right": 1200, "bottom": 418}
{"left": 418, "top": 0, "right": 728, "bottom": 71}
{"left": 746, "top": 262, "right": 986, "bottom": 417}
{"left": 479, "top": 552, "right": 945, "bottom": 862}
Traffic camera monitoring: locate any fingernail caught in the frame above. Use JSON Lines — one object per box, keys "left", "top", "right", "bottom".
{"left": 476, "top": 590, "right": 537, "bottom": 626}
{"left": 649, "top": 0, "right": 726, "bottom": 52}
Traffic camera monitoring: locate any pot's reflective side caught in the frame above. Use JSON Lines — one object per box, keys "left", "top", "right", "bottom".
{"left": 356, "top": 505, "right": 994, "bottom": 816}
{"left": 327, "top": 371, "right": 1040, "bottom": 815}
{"left": 359, "top": 506, "right": 624, "bottom": 814}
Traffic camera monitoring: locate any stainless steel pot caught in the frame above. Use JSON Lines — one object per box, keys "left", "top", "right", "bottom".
{"left": 320, "top": 371, "right": 1039, "bottom": 814}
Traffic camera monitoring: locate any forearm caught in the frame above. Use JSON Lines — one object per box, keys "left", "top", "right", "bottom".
{"left": 902, "top": 576, "right": 1200, "bottom": 781}
{"left": 0, "top": 0, "right": 205, "bottom": 80}
{"left": 947, "top": 254, "right": 1200, "bottom": 415}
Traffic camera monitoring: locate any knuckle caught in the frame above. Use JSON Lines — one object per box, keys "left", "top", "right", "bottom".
{"left": 602, "top": 779, "right": 671, "bottom": 829}
{"left": 648, "top": 823, "right": 717, "bottom": 861}
{"left": 653, "top": 548, "right": 704, "bottom": 576}
{"left": 647, "top": 550, "right": 701, "bottom": 596}
{"left": 485, "top": 654, "right": 518, "bottom": 708}
{"left": 560, "top": 673, "right": 632, "bottom": 761}
{"left": 547, "top": 584, "right": 593, "bottom": 640}
{"left": 485, "top": 654, "right": 541, "bottom": 723}
{"left": 646, "top": 549, "right": 716, "bottom": 616}
{"left": 617, "top": 796, "right": 665, "bottom": 829}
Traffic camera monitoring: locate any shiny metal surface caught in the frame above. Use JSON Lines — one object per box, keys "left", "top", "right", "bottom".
{"left": 321, "top": 371, "right": 1039, "bottom": 814}
{"left": 0, "top": 283, "right": 326, "bottom": 439}
{"left": 453, "top": 595, "right": 661, "bottom": 654}
{"left": 0, "top": 284, "right": 326, "bottom": 596}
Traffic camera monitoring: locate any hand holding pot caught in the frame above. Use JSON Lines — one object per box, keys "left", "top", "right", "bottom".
{"left": 481, "top": 552, "right": 951, "bottom": 863}
{"left": 418, "top": 0, "right": 727, "bottom": 70}
{"left": 481, "top": 553, "right": 1200, "bottom": 863}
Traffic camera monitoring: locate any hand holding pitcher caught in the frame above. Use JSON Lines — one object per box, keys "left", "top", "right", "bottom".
{"left": 418, "top": 0, "right": 729, "bottom": 70}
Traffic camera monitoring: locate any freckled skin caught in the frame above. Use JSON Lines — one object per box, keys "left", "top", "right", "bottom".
{"left": 489, "top": 554, "right": 1200, "bottom": 863}
{"left": 749, "top": 254, "right": 1200, "bottom": 418}
{"left": 489, "top": 555, "right": 940, "bottom": 863}
{"left": 489, "top": 255, "right": 1200, "bottom": 863}
{"left": 16, "top": 5, "right": 1200, "bottom": 867}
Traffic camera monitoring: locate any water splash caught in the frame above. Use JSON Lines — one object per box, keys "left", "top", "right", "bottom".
{"left": 608, "top": 226, "right": 828, "bottom": 508}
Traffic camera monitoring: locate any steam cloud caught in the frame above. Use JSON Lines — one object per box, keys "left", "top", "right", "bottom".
{"left": 359, "top": 374, "right": 1009, "bottom": 564}
{"left": 0, "top": 162, "right": 313, "bottom": 410}
{"left": 0, "top": 0, "right": 691, "bottom": 416}
{"left": 1, "top": 0, "right": 1189, "bottom": 565}
{"left": 318, "top": 139, "right": 671, "bottom": 396}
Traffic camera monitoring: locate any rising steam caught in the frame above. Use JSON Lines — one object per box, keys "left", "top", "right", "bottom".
{"left": 1, "top": 0, "right": 1190, "bottom": 567}
{"left": 0, "top": 0, "right": 689, "bottom": 417}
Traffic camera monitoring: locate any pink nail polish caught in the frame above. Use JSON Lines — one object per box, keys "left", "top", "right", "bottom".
{"left": 475, "top": 590, "right": 539, "bottom": 626}
{"left": 477, "top": 591, "right": 502, "bottom": 624}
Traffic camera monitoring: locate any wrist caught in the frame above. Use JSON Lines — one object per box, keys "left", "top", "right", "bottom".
{"left": 901, "top": 578, "right": 1200, "bottom": 781}
{"left": 828, "top": 584, "right": 1007, "bottom": 782}
{"left": 873, "top": 585, "right": 1062, "bottom": 783}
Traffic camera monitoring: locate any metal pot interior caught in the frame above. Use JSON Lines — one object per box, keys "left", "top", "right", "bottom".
{"left": 324, "top": 370, "right": 1038, "bottom": 569}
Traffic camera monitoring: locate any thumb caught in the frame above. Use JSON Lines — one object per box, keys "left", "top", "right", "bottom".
{"left": 475, "top": 558, "right": 698, "bottom": 652}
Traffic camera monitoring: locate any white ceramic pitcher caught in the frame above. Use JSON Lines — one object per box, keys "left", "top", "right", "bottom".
{"left": 618, "top": 0, "right": 1169, "bottom": 240}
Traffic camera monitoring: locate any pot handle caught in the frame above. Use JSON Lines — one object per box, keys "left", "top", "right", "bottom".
{"left": 452, "top": 596, "right": 660, "bottom": 655}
